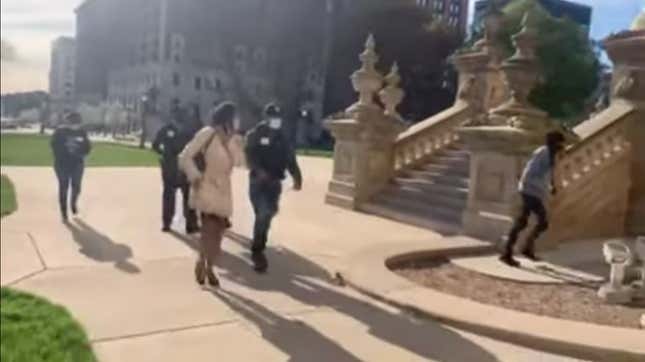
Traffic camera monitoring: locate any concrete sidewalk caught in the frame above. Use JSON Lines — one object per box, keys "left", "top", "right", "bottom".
{"left": 0, "top": 162, "right": 584, "bottom": 361}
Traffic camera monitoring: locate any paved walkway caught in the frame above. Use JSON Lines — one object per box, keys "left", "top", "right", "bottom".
{"left": 1, "top": 161, "right": 585, "bottom": 361}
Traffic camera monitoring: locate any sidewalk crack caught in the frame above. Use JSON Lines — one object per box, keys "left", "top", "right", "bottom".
{"left": 27, "top": 232, "right": 48, "bottom": 270}
{"left": 91, "top": 318, "right": 241, "bottom": 344}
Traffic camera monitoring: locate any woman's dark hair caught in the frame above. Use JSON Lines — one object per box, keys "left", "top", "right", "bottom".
{"left": 210, "top": 101, "right": 237, "bottom": 127}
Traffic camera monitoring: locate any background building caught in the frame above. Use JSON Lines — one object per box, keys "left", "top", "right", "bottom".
{"left": 416, "top": 0, "right": 470, "bottom": 34}
{"left": 473, "top": 0, "right": 592, "bottom": 35}
{"left": 49, "top": 37, "right": 76, "bottom": 121}
{"left": 74, "top": 0, "right": 345, "bottom": 141}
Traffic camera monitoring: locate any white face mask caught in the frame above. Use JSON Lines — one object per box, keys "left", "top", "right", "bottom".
{"left": 268, "top": 118, "right": 282, "bottom": 130}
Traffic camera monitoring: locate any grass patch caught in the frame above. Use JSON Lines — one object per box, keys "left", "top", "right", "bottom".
{"left": 0, "top": 288, "right": 97, "bottom": 362}
{"left": 1, "top": 134, "right": 158, "bottom": 167}
{"left": 297, "top": 149, "right": 333, "bottom": 158}
{"left": 0, "top": 175, "right": 17, "bottom": 218}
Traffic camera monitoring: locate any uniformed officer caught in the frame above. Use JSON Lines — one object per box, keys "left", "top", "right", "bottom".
{"left": 245, "top": 104, "right": 302, "bottom": 273}
{"left": 153, "top": 112, "right": 199, "bottom": 233}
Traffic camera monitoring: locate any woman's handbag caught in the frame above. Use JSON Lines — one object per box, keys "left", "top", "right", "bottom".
{"left": 195, "top": 131, "right": 217, "bottom": 172}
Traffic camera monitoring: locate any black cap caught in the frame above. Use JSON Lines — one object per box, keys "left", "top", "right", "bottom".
{"left": 546, "top": 131, "right": 565, "bottom": 146}
{"left": 264, "top": 103, "right": 281, "bottom": 118}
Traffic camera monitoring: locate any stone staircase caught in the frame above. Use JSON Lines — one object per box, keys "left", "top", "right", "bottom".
{"left": 361, "top": 144, "right": 469, "bottom": 234}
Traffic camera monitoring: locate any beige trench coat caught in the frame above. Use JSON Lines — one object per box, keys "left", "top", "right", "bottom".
{"left": 178, "top": 127, "right": 243, "bottom": 218}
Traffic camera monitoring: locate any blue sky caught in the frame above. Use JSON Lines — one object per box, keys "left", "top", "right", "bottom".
{"left": 1, "top": 0, "right": 643, "bottom": 93}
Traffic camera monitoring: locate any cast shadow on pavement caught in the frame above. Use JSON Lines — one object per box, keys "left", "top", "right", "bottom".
{"left": 64, "top": 219, "right": 140, "bottom": 274}
{"left": 207, "top": 235, "right": 500, "bottom": 362}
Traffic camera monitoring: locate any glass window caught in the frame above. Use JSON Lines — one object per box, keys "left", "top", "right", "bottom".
{"left": 195, "top": 77, "right": 202, "bottom": 90}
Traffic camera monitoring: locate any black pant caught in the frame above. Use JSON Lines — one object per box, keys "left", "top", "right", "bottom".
{"left": 55, "top": 162, "right": 84, "bottom": 217}
{"left": 162, "top": 183, "right": 198, "bottom": 230}
{"left": 505, "top": 193, "right": 549, "bottom": 256}
{"left": 249, "top": 177, "right": 282, "bottom": 254}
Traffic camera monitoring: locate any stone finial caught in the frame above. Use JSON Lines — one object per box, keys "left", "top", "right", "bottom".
{"left": 511, "top": 10, "right": 539, "bottom": 61}
{"left": 631, "top": 10, "right": 645, "bottom": 31}
{"left": 379, "top": 62, "right": 405, "bottom": 120}
{"left": 350, "top": 34, "right": 383, "bottom": 108}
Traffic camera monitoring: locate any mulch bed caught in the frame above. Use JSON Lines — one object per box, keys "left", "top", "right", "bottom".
{"left": 394, "top": 259, "right": 645, "bottom": 329}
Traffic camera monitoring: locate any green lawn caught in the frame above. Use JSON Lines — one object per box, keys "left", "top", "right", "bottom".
{"left": 1, "top": 134, "right": 158, "bottom": 167}
{"left": 1, "top": 175, "right": 17, "bottom": 218}
{"left": 0, "top": 288, "right": 97, "bottom": 362}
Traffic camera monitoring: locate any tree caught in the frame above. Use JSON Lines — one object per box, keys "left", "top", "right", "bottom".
{"left": 494, "top": 0, "right": 601, "bottom": 121}
{"left": 324, "top": 0, "right": 462, "bottom": 122}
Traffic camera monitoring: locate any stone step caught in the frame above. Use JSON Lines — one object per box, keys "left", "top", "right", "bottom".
{"left": 403, "top": 170, "right": 470, "bottom": 188}
{"left": 420, "top": 163, "right": 470, "bottom": 178}
{"left": 433, "top": 155, "right": 470, "bottom": 169}
{"left": 361, "top": 198, "right": 462, "bottom": 235}
{"left": 375, "top": 192, "right": 464, "bottom": 221}
{"left": 440, "top": 149, "right": 470, "bottom": 159}
{"left": 383, "top": 184, "right": 467, "bottom": 210}
{"left": 393, "top": 177, "right": 469, "bottom": 198}
{"left": 328, "top": 180, "right": 355, "bottom": 198}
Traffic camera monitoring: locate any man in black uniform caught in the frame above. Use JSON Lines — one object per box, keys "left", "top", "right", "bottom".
{"left": 153, "top": 106, "right": 199, "bottom": 233}
{"left": 51, "top": 112, "right": 91, "bottom": 222}
{"left": 245, "top": 104, "right": 302, "bottom": 273}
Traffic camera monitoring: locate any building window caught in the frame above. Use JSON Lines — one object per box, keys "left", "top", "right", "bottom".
{"left": 173, "top": 73, "right": 180, "bottom": 87}
{"left": 195, "top": 77, "right": 202, "bottom": 91}
{"left": 215, "top": 78, "right": 222, "bottom": 91}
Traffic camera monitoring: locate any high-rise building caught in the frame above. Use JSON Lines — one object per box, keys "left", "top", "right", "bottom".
{"left": 416, "top": 0, "right": 470, "bottom": 34}
{"left": 473, "top": 0, "right": 592, "bottom": 35}
{"left": 49, "top": 37, "right": 76, "bottom": 119}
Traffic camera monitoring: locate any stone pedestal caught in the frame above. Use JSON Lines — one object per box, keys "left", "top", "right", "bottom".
{"left": 598, "top": 284, "right": 634, "bottom": 304}
{"left": 604, "top": 26, "right": 645, "bottom": 235}
{"left": 459, "top": 126, "right": 536, "bottom": 241}
{"left": 325, "top": 105, "right": 401, "bottom": 209}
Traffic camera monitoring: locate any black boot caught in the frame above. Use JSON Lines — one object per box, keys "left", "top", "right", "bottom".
{"left": 499, "top": 254, "right": 520, "bottom": 267}
{"left": 252, "top": 252, "right": 268, "bottom": 274}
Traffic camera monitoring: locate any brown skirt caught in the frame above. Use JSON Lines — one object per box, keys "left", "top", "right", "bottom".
{"left": 199, "top": 213, "right": 227, "bottom": 265}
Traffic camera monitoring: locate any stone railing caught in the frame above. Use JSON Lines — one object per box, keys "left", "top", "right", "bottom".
{"left": 546, "top": 104, "right": 635, "bottom": 244}
{"left": 555, "top": 120, "right": 630, "bottom": 193}
{"left": 393, "top": 101, "right": 471, "bottom": 172}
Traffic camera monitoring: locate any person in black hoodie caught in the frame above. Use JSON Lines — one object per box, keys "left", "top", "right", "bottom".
{"left": 152, "top": 108, "right": 199, "bottom": 234}
{"left": 245, "top": 104, "right": 302, "bottom": 273}
{"left": 51, "top": 112, "right": 91, "bottom": 222}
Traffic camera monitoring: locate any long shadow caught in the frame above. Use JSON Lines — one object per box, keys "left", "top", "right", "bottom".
{"left": 211, "top": 236, "right": 500, "bottom": 362}
{"left": 169, "top": 230, "right": 200, "bottom": 252}
{"left": 64, "top": 219, "right": 140, "bottom": 274}
{"left": 214, "top": 289, "right": 362, "bottom": 362}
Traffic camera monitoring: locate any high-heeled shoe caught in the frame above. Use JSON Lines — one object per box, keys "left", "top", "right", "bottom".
{"left": 206, "top": 269, "right": 219, "bottom": 288}
{"left": 194, "top": 260, "right": 206, "bottom": 285}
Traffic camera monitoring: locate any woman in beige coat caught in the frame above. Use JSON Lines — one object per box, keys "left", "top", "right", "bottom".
{"left": 179, "top": 102, "right": 242, "bottom": 287}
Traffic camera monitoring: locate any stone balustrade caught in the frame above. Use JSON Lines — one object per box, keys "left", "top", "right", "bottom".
{"left": 555, "top": 119, "right": 631, "bottom": 193}
{"left": 393, "top": 102, "right": 470, "bottom": 172}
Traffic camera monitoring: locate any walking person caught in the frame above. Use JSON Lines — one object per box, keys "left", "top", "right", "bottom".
{"left": 500, "top": 131, "right": 566, "bottom": 267}
{"left": 245, "top": 104, "right": 302, "bottom": 273}
{"left": 152, "top": 111, "right": 199, "bottom": 233}
{"left": 179, "top": 102, "right": 242, "bottom": 287}
{"left": 51, "top": 112, "right": 91, "bottom": 222}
